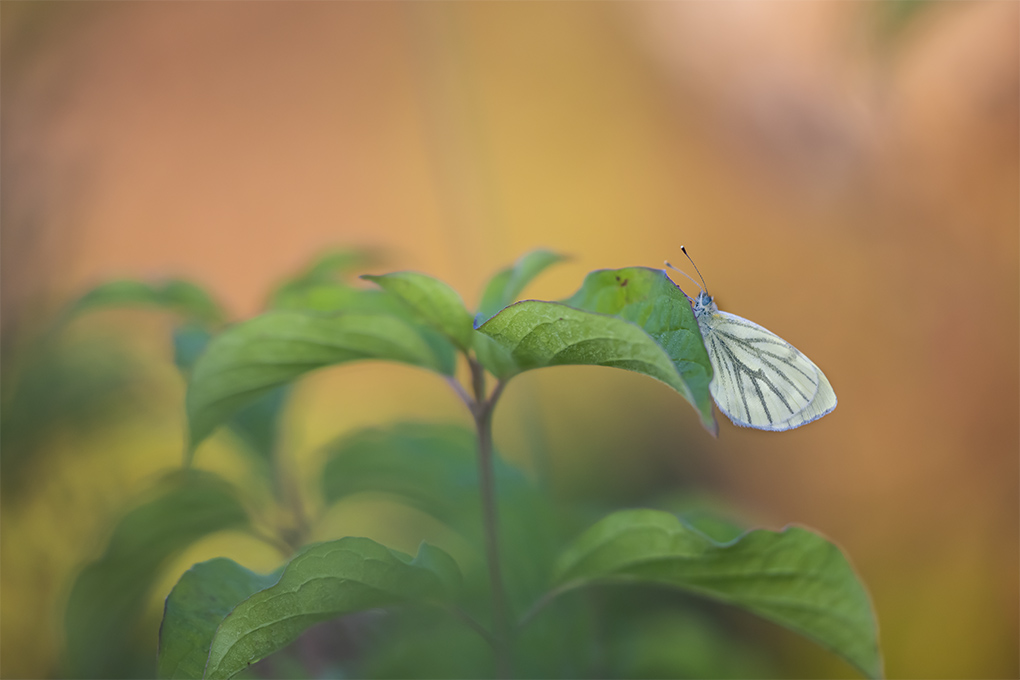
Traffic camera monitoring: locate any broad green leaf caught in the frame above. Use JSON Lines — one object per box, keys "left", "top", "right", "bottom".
{"left": 551, "top": 509, "right": 882, "bottom": 679}
{"left": 64, "top": 470, "right": 250, "bottom": 679}
{"left": 186, "top": 310, "right": 455, "bottom": 455}
{"left": 320, "top": 422, "right": 556, "bottom": 605}
{"left": 475, "top": 249, "right": 567, "bottom": 326}
{"left": 158, "top": 559, "right": 279, "bottom": 679}
{"left": 66, "top": 279, "right": 225, "bottom": 327}
{"left": 362, "top": 272, "right": 474, "bottom": 350}
{"left": 476, "top": 301, "right": 713, "bottom": 432}
{"left": 202, "top": 538, "right": 462, "bottom": 679}
{"left": 174, "top": 325, "right": 289, "bottom": 479}
{"left": 562, "top": 267, "right": 715, "bottom": 432}
{"left": 320, "top": 423, "right": 482, "bottom": 526}
{"left": 266, "top": 283, "right": 459, "bottom": 380}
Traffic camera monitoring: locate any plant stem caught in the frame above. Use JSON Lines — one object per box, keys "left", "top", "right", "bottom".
{"left": 468, "top": 359, "right": 512, "bottom": 678}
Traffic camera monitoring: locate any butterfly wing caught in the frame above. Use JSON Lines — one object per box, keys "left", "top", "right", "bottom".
{"left": 699, "top": 310, "right": 836, "bottom": 431}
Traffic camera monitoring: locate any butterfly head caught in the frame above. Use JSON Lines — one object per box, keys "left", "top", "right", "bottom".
{"left": 692, "top": 291, "right": 717, "bottom": 319}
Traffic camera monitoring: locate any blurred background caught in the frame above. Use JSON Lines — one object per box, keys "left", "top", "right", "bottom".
{"left": 1, "top": 1, "right": 1017, "bottom": 678}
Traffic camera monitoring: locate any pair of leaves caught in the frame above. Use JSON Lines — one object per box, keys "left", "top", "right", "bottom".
{"left": 475, "top": 267, "right": 716, "bottom": 432}
{"left": 64, "top": 471, "right": 250, "bottom": 679}
{"left": 366, "top": 263, "right": 716, "bottom": 432}
{"left": 156, "top": 502, "right": 880, "bottom": 679}
{"left": 183, "top": 251, "right": 566, "bottom": 453}
{"left": 185, "top": 254, "right": 717, "bottom": 456}
{"left": 158, "top": 538, "right": 462, "bottom": 679}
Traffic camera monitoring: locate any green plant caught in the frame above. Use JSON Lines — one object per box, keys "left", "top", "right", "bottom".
{"left": 63, "top": 249, "right": 881, "bottom": 679}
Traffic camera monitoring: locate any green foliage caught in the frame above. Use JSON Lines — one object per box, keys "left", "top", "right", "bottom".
{"left": 173, "top": 324, "right": 289, "bottom": 479}
{"left": 551, "top": 509, "right": 881, "bottom": 679}
{"left": 185, "top": 310, "right": 455, "bottom": 456}
{"left": 320, "top": 422, "right": 558, "bottom": 608}
{"left": 267, "top": 248, "right": 377, "bottom": 309}
{"left": 321, "top": 423, "right": 531, "bottom": 536}
{"left": 64, "top": 279, "right": 225, "bottom": 328}
{"left": 476, "top": 249, "right": 566, "bottom": 326}
{"left": 477, "top": 300, "right": 715, "bottom": 433}
{"left": 53, "top": 249, "right": 880, "bottom": 679}
{"left": 196, "top": 539, "right": 461, "bottom": 679}
{"left": 64, "top": 471, "right": 250, "bottom": 679}
{"left": 158, "top": 559, "right": 280, "bottom": 679}
{"left": 562, "top": 267, "right": 716, "bottom": 433}
{"left": 362, "top": 271, "right": 475, "bottom": 350}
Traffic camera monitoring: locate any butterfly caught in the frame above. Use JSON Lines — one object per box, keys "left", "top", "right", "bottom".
{"left": 669, "top": 247, "right": 837, "bottom": 431}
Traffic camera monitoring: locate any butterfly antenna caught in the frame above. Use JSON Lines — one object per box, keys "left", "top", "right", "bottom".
{"left": 663, "top": 260, "right": 700, "bottom": 299}
{"left": 680, "top": 245, "right": 709, "bottom": 294}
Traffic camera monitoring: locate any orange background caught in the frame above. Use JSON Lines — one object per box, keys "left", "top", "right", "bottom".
{"left": 2, "top": 3, "right": 1017, "bottom": 678}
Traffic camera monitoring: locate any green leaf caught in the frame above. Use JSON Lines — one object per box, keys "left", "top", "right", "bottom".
{"left": 476, "top": 301, "right": 715, "bottom": 433}
{"left": 471, "top": 331, "right": 520, "bottom": 380}
{"left": 174, "top": 325, "right": 289, "bottom": 478}
{"left": 606, "top": 609, "right": 774, "bottom": 679}
{"left": 66, "top": 279, "right": 225, "bottom": 327}
{"left": 321, "top": 423, "right": 534, "bottom": 534}
{"left": 320, "top": 423, "right": 557, "bottom": 605}
{"left": 202, "top": 537, "right": 462, "bottom": 679}
{"left": 185, "top": 310, "right": 455, "bottom": 456}
{"left": 173, "top": 324, "right": 215, "bottom": 373}
{"left": 267, "top": 248, "right": 382, "bottom": 312}
{"left": 362, "top": 272, "right": 474, "bottom": 350}
{"left": 158, "top": 559, "right": 279, "bottom": 679}
{"left": 551, "top": 509, "right": 882, "bottom": 679}
{"left": 64, "top": 470, "right": 250, "bottom": 679}
{"left": 321, "top": 423, "right": 482, "bottom": 525}
{"left": 269, "top": 284, "right": 403, "bottom": 315}
{"left": 562, "top": 267, "right": 715, "bottom": 433}
{"left": 476, "top": 249, "right": 567, "bottom": 325}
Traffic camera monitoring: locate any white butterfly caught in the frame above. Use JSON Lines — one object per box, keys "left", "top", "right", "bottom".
{"left": 670, "top": 250, "right": 837, "bottom": 431}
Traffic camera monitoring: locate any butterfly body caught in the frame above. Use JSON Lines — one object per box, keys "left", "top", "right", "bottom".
{"left": 692, "top": 290, "right": 836, "bottom": 431}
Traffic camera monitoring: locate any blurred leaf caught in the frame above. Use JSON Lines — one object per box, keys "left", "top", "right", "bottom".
{"left": 471, "top": 331, "right": 520, "bottom": 380}
{"left": 320, "top": 422, "right": 557, "bottom": 606}
{"left": 362, "top": 272, "right": 474, "bottom": 350}
{"left": 359, "top": 608, "right": 493, "bottom": 679}
{"left": 267, "top": 283, "right": 459, "bottom": 382}
{"left": 267, "top": 249, "right": 381, "bottom": 310}
{"left": 0, "top": 336, "right": 143, "bottom": 500}
{"left": 225, "top": 386, "right": 288, "bottom": 470}
{"left": 65, "top": 279, "right": 225, "bottom": 327}
{"left": 158, "top": 559, "right": 279, "bottom": 680}
{"left": 607, "top": 609, "right": 774, "bottom": 679}
{"left": 475, "top": 249, "right": 567, "bottom": 326}
{"left": 270, "top": 284, "right": 402, "bottom": 315}
{"left": 201, "top": 538, "right": 462, "bottom": 679}
{"left": 875, "top": 0, "right": 934, "bottom": 41}
{"left": 65, "top": 470, "right": 250, "bottom": 679}
{"left": 185, "top": 310, "right": 456, "bottom": 456}
{"left": 173, "top": 324, "right": 214, "bottom": 373}
{"left": 551, "top": 509, "right": 882, "bottom": 679}
{"left": 173, "top": 324, "right": 289, "bottom": 478}
{"left": 321, "top": 423, "right": 482, "bottom": 526}
{"left": 476, "top": 301, "right": 715, "bottom": 433}
{"left": 563, "top": 267, "right": 715, "bottom": 433}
